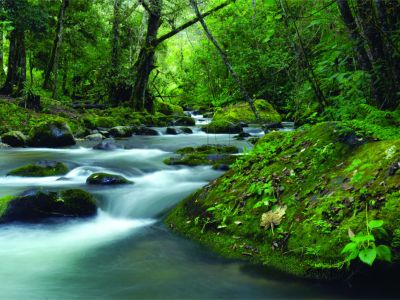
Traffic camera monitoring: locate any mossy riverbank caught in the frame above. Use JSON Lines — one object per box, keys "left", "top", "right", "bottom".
{"left": 165, "top": 122, "right": 400, "bottom": 281}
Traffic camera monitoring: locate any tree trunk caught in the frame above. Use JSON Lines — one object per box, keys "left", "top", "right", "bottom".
{"left": 109, "top": 0, "right": 123, "bottom": 105}
{"left": 130, "top": 0, "right": 231, "bottom": 112}
{"left": 336, "top": 0, "right": 372, "bottom": 72}
{"left": 131, "top": 0, "right": 162, "bottom": 112}
{"left": 0, "top": 25, "right": 4, "bottom": 78}
{"left": 355, "top": 0, "right": 397, "bottom": 109}
{"left": 189, "top": 0, "right": 260, "bottom": 121}
{"left": 43, "top": 0, "right": 69, "bottom": 90}
{"left": 1, "top": 29, "right": 26, "bottom": 95}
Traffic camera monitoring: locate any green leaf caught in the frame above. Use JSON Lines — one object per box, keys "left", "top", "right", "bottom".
{"left": 376, "top": 245, "right": 392, "bottom": 262}
{"left": 368, "top": 220, "right": 384, "bottom": 229}
{"left": 341, "top": 242, "right": 357, "bottom": 254}
{"left": 351, "top": 234, "right": 375, "bottom": 243}
{"left": 359, "top": 248, "right": 377, "bottom": 266}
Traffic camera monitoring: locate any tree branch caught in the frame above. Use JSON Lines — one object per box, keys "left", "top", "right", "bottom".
{"left": 123, "top": 1, "right": 140, "bottom": 21}
{"left": 139, "top": 0, "right": 152, "bottom": 14}
{"left": 154, "top": 0, "right": 233, "bottom": 46}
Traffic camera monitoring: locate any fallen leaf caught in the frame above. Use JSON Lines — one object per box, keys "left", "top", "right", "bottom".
{"left": 260, "top": 205, "right": 287, "bottom": 229}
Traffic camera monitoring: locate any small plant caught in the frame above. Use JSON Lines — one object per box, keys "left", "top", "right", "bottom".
{"left": 342, "top": 219, "right": 391, "bottom": 266}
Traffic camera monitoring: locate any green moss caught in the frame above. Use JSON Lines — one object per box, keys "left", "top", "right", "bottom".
{"left": 154, "top": 99, "right": 184, "bottom": 116}
{"left": 59, "top": 189, "right": 97, "bottom": 215}
{"left": 166, "top": 122, "right": 400, "bottom": 280}
{"left": 201, "top": 120, "right": 243, "bottom": 134}
{"left": 7, "top": 162, "right": 69, "bottom": 177}
{"left": 164, "top": 145, "right": 239, "bottom": 167}
{"left": 213, "top": 100, "right": 281, "bottom": 124}
{"left": 0, "top": 195, "right": 14, "bottom": 217}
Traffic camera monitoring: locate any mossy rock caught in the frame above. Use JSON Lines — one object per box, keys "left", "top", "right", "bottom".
{"left": 155, "top": 99, "right": 184, "bottom": 116}
{"left": 83, "top": 115, "right": 118, "bottom": 130}
{"left": 29, "top": 120, "right": 76, "bottom": 148}
{"left": 7, "top": 161, "right": 69, "bottom": 177}
{"left": 212, "top": 100, "right": 281, "bottom": 124}
{"left": 166, "top": 122, "right": 400, "bottom": 281}
{"left": 201, "top": 120, "right": 243, "bottom": 134}
{"left": 174, "top": 116, "right": 196, "bottom": 126}
{"left": 109, "top": 126, "right": 134, "bottom": 138}
{"left": 1, "top": 131, "right": 28, "bottom": 147}
{"left": 0, "top": 189, "right": 97, "bottom": 223}
{"left": 86, "top": 173, "right": 133, "bottom": 185}
{"left": 164, "top": 144, "right": 239, "bottom": 167}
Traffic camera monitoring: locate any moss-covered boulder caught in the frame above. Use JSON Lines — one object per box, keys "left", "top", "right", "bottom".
{"left": 109, "top": 126, "right": 134, "bottom": 138}
{"left": 213, "top": 100, "right": 281, "bottom": 124}
{"left": 0, "top": 189, "right": 97, "bottom": 223}
{"left": 133, "top": 126, "right": 159, "bottom": 136}
{"left": 201, "top": 120, "right": 243, "bottom": 134}
{"left": 164, "top": 145, "right": 239, "bottom": 168}
{"left": 155, "top": 99, "right": 184, "bottom": 116}
{"left": 7, "top": 161, "right": 69, "bottom": 177}
{"left": 83, "top": 115, "right": 118, "bottom": 130}
{"left": 166, "top": 122, "right": 400, "bottom": 280}
{"left": 86, "top": 173, "right": 133, "bottom": 185}
{"left": 174, "top": 116, "right": 196, "bottom": 126}
{"left": 29, "top": 120, "right": 76, "bottom": 148}
{"left": 85, "top": 133, "right": 105, "bottom": 141}
{"left": 1, "top": 131, "right": 28, "bottom": 147}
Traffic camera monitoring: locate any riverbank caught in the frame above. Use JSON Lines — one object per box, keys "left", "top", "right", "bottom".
{"left": 165, "top": 122, "right": 400, "bottom": 282}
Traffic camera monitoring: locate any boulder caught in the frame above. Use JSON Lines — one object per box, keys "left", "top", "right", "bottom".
{"left": 85, "top": 133, "right": 105, "bottom": 141}
{"left": 133, "top": 126, "right": 159, "bottom": 136}
{"left": 0, "top": 189, "right": 97, "bottom": 223}
{"left": 7, "top": 161, "right": 69, "bottom": 177}
{"left": 263, "top": 122, "right": 283, "bottom": 131}
{"left": 93, "top": 139, "right": 120, "bottom": 151}
{"left": 109, "top": 126, "right": 134, "bottom": 138}
{"left": 166, "top": 127, "right": 180, "bottom": 135}
{"left": 86, "top": 173, "right": 133, "bottom": 185}
{"left": 1, "top": 131, "right": 28, "bottom": 147}
{"left": 0, "top": 142, "right": 11, "bottom": 149}
{"left": 29, "top": 120, "right": 76, "bottom": 148}
{"left": 201, "top": 120, "right": 243, "bottom": 134}
{"left": 181, "top": 127, "right": 193, "bottom": 134}
{"left": 174, "top": 116, "right": 196, "bottom": 126}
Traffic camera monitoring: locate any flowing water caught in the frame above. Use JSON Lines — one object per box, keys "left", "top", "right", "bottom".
{"left": 0, "top": 124, "right": 385, "bottom": 299}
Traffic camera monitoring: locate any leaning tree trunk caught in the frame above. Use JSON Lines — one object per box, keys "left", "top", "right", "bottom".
{"left": 43, "top": 0, "right": 69, "bottom": 90}
{"left": 130, "top": 0, "right": 162, "bottom": 112}
{"left": 189, "top": 0, "right": 260, "bottom": 121}
{"left": 1, "top": 29, "right": 26, "bottom": 95}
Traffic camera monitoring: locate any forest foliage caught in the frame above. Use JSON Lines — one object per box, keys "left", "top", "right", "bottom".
{"left": 0, "top": 0, "right": 398, "bottom": 126}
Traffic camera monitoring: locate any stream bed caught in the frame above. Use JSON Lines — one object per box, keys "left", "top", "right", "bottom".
{"left": 0, "top": 128, "right": 386, "bottom": 299}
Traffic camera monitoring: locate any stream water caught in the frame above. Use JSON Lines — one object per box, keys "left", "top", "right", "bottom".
{"left": 0, "top": 121, "right": 387, "bottom": 299}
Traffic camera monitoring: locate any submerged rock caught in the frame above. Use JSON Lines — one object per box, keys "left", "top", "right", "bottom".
{"left": 93, "top": 139, "right": 120, "bottom": 151}
{"left": 1, "top": 131, "right": 28, "bottom": 147}
{"left": 86, "top": 173, "right": 133, "bottom": 185}
{"left": 29, "top": 120, "right": 76, "bottom": 148}
{"left": 166, "top": 127, "right": 180, "bottom": 135}
{"left": 0, "top": 189, "right": 97, "bottom": 223}
{"left": 7, "top": 161, "right": 69, "bottom": 177}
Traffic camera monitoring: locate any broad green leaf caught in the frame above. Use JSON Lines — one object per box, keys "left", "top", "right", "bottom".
{"left": 351, "top": 234, "right": 375, "bottom": 243}
{"left": 368, "top": 220, "right": 384, "bottom": 229}
{"left": 341, "top": 242, "right": 357, "bottom": 254}
{"left": 359, "top": 248, "right": 377, "bottom": 266}
{"left": 376, "top": 245, "right": 392, "bottom": 262}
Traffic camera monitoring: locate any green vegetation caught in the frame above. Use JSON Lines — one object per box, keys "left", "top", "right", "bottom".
{"left": 166, "top": 123, "right": 400, "bottom": 279}
{"left": 164, "top": 144, "right": 239, "bottom": 168}
{"left": 7, "top": 162, "right": 69, "bottom": 177}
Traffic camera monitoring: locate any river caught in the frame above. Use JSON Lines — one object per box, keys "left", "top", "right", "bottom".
{"left": 0, "top": 123, "right": 384, "bottom": 299}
